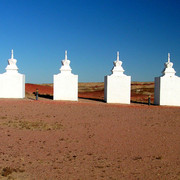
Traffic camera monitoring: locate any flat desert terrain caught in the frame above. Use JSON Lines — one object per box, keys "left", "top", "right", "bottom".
{"left": 0, "top": 83, "right": 179, "bottom": 179}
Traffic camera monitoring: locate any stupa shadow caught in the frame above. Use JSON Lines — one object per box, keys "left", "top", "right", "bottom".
{"left": 78, "top": 97, "right": 105, "bottom": 103}
{"left": 131, "top": 100, "right": 155, "bottom": 106}
{"left": 32, "top": 92, "right": 53, "bottom": 100}
{"left": 38, "top": 94, "right": 53, "bottom": 100}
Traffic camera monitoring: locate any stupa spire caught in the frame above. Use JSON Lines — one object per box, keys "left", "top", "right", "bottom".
{"left": 5, "top": 49, "right": 18, "bottom": 72}
{"left": 11, "top": 49, "right": 14, "bottom": 59}
{"left": 117, "top": 51, "right": 119, "bottom": 61}
{"left": 162, "top": 53, "right": 176, "bottom": 77}
{"left": 111, "top": 51, "right": 125, "bottom": 76}
{"left": 168, "top": 53, "right": 170, "bottom": 63}
{"left": 60, "top": 50, "right": 72, "bottom": 74}
{"left": 65, "top": 50, "right": 67, "bottom": 60}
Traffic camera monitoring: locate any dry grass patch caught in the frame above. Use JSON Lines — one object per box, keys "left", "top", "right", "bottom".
{"left": 1, "top": 167, "right": 25, "bottom": 177}
{"left": 78, "top": 82, "right": 104, "bottom": 92}
{"left": 0, "top": 116, "right": 7, "bottom": 120}
{"left": 1, "top": 120, "right": 63, "bottom": 131}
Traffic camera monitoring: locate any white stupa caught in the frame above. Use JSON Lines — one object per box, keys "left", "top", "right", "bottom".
{"left": 53, "top": 51, "right": 78, "bottom": 101}
{"left": 0, "top": 49, "right": 25, "bottom": 98}
{"left": 6, "top": 49, "right": 19, "bottom": 72}
{"left": 59, "top": 50, "right": 72, "bottom": 74}
{"left": 162, "top": 53, "right": 176, "bottom": 77}
{"left": 111, "top": 51, "right": 125, "bottom": 76}
{"left": 154, "top": 53, "right": 180, "bottom": 106}
{"left": 104, "top": 51, "right": 131, "bottom": 104}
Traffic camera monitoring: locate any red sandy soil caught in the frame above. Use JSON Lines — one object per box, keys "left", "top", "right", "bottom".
{"left": 26, "top": 84, "right": 53, "bottom": 96}
{"left": 0, "top": 99, "right": 179, "bottom": 179}
{"left": 78, "top": 90, "right": 104, "bottom": 101}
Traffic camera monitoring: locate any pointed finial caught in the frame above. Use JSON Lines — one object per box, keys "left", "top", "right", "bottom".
{"left": 11, "top": 49, "right": 14, "bottom": 59}
{"left": 117, "top": 51, "right": 119, "bottom": 61}
{"left": 65, "top": 50, "right": 67, "bottom": 60}
{"left": 168, "top": 53, "right": 170, "bottom": 63}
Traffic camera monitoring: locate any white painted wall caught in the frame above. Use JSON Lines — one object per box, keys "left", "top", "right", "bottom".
{"left": 53, "top": 74, "right": 78, "bottom": 101}
{"left": 154, "top": 76, "right": 180, "bottom": 106}
{"left": 0, "top": 72, "right": 25, "bottom": 98}
{"left": 104, "top": 75, "right": 131, "bottom": 104}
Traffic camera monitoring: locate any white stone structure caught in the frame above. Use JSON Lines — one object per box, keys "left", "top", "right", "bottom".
{"left": 53, "top": 51, "right": 78, "bottom": 101}
{"left": 154, "top": 53, "right": 180, "bottom": 106}
{"left": 104, "top": 52, "right": 131, "bottom": 104}
{"left": 0, "top": 50, "right": 25, "bottom": 98}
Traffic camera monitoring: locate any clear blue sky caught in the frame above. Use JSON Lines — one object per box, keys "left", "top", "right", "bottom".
{"left": 0, "top": 0, "right": 179, "bottom": 83}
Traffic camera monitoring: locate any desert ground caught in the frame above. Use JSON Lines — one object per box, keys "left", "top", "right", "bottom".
{"left": 0, "top": 83, "right": 179, "bottom": 179}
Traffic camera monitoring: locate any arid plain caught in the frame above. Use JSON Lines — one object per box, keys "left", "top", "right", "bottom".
{"left": 0, "top": 83, "right": 179, "bottom": 179}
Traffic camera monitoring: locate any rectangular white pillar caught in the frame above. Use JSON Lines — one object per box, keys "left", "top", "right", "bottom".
{"left": 53, "top": 74, "right": 78, "bottom": 101}
{"left": 104, "top": 75, "right": 131, "bottom": 104}
{"left": 0, "top": 73, "right": 25, "bottom": 98}
{"left": 154, "top": 76, "right": 180, "bottom": 106}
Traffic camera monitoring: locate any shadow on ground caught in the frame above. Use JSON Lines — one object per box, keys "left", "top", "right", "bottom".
{"left": 78, "top": 97, "right": 105, "bottom": 103}
{"left": 32, "top": 92, "right": 53, "bottom": 100}
{"left": 131, "top": 100, "right": 156, "bottom": 106}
